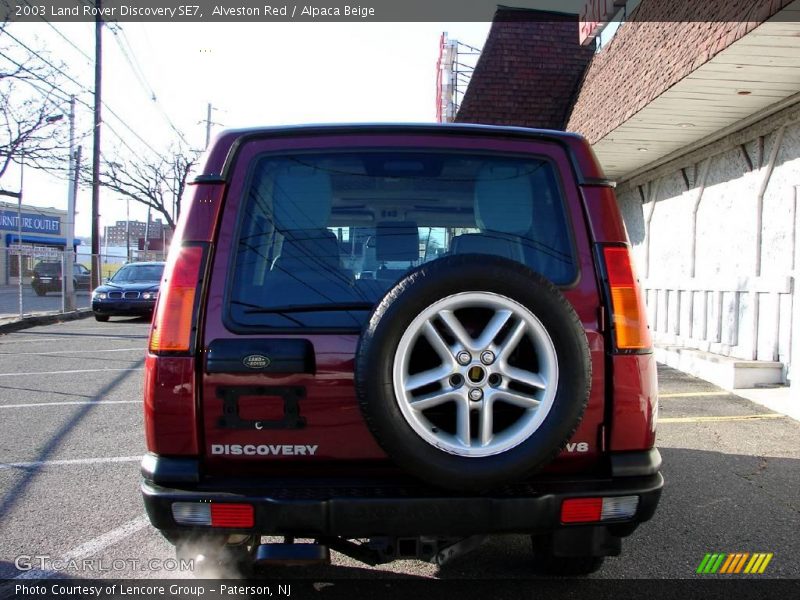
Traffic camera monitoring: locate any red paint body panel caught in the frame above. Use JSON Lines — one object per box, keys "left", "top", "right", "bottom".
{"left": 178, "top": 183, "right": 226, "bottom": 243}
{"left": 144, "top": 354, "right": 198, "bottom": 455}
{"left": 199, "top": 131, "right": 608, "bottom": 474}
{"left": 580, "top": 186, "right": 630, "bottom": 244}
{"left": 609, "top": 353, "right": 658, "bottom": 451}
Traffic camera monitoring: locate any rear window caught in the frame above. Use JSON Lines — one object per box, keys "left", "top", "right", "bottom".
{"left": 111, "top": 264, "right": 164, "bottom": 283}
{"left": 35, "top": 263, "right": 60, "bottom": 274}
{"left": 228, "top": 151, "right": 576, "bottom": 329}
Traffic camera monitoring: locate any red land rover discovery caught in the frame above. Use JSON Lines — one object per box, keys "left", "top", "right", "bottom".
{"left": 141, "top": 124, "right": 662, "bottom": 575}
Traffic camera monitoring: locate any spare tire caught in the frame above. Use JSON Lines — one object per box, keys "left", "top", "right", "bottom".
{"left": 355, "top": 254, "right": 591, "bottom": 492}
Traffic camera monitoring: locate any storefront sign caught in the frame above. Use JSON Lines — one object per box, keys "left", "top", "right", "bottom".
{"left": 579, "top": 0, "right": 626, "bottom": 45}
{"left": 0, "top": 210, "right": 61, "bottom": 234}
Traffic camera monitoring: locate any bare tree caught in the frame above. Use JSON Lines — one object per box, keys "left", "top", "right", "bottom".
{"left": 93, "top": 144, "right": 200, "bottom": 230}
{"left": 0, "top": 24, "right": 70, "bottom": 181}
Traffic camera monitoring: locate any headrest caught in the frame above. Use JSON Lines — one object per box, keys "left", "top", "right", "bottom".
{"left": 275, "top": 229, "right": 340, "bottom": 271}
{"left": 272, "top": 164, "right": 333, "bottom": 231}
{"left": 450, "top": 233, "right": 524, "bottom": 262}
{"left": 376, "top": 222, "right": 419, "bottom": 262}
{"left": 474, "top": 165, "right": 534, "bottom": 235}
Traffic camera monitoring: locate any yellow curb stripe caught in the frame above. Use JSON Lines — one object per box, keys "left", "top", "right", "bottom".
{"left": 659, "top": 414, "right": 785, "bottom": 424}
{"left": 758, "top": 553, "right": 773, "bottom": 574}
{"left": 659, "top": 391, "right": 731, "bottom": 398}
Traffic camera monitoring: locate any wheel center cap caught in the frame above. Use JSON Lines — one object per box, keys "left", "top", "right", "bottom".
{"left": 467, "top": 365, "right": 486, "bottom": 384}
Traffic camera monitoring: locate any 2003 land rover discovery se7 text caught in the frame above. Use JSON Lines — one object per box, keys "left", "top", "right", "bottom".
{"left": 141, "top": 124, "right": 662, "bottom": 575}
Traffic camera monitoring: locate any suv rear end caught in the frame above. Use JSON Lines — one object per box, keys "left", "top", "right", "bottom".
{"left": 141, "top": 124, "right": 662, "bottom": 575}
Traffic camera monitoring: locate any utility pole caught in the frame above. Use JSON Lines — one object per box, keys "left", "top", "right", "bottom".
{"left": 126, "top": 198, "right": 130, "bottom": 262}
{"left": 204, "top": 102, "right": 212, "bottom": 149}
{"left": 144, "top": 206, "right": 151, "bottom": 261}
{"left": 17, "top": 159, "right": 23, "bottom": 318}
{"left": 90, "top": 5, "right": 103, "bottom": 289}
{"left": 64, "top": 96, "right": 76, "bottom": 311}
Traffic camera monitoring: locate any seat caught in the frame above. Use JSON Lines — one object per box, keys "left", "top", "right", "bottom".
{"left": 374, "top": 221, "right": 419, "bottom": 284}
{"left": 452, "top": 164, "right": 533, "bottom": 263}
{"left": 268, "top": 164, "right": 354, "bottom": 302}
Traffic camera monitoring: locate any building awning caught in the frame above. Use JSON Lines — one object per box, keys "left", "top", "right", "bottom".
{"left": 5, "top": 234, "right": 82, "bottom": 247}
{"left": 567, "top": 0, "right": 800, "bottom": 182}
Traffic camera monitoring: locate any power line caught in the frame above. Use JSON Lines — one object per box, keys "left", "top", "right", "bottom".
{"left": 107, "top": 24, "right": 189, "bottom": 145}
{"left": 3, "top": 28, "right": 163, "bottom": 157}
{"left": 2, "top": 29, "right": 94, "bottom": 99}
{"left": 0, "top": 51, "right": 76, "bottom": 106}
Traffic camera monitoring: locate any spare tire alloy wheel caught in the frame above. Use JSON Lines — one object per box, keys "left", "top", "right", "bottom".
{"left": 394, "top": 291, "right": 558, "bottom": 457}
{"left": 356, "top": 255, "right": 591, "bottom": 492}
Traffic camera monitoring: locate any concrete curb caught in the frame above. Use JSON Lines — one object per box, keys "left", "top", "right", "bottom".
{"left": 0, "top": 308, "right": 94, "bottom": 334}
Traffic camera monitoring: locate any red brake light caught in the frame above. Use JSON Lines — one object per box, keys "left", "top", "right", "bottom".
{"left": 603, "top": 246, "right": 652, "bottom": 350}
{"left": 561, "top": 498, "right": 603, "bottom": 523}
{"left": 149, "top": 245, "right": 204, "bottom": 353}
{"left": 211, "top": 503, "right": 254, "bottom": 528}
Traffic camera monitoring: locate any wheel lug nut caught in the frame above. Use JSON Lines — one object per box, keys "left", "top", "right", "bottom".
{"left": 456, "top": 351, "right": 472, "bottom": 366}
{"left": 480, "top": 350, "right": 495, "bottom": 365}
{"left": 468, "top": 388, "right": 483, "bottom": 402}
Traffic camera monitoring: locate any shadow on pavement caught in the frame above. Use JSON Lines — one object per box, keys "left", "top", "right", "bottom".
{"left": 0, "top": 361, "right": 144, "bottom": 521}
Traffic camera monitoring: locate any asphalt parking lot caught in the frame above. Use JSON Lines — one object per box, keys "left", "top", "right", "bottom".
{"left": 0, "top": 317, "right": 797, "bottom": 584}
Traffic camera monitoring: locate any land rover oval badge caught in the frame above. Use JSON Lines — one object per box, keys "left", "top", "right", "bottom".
{"left": 243, "top": 354, "right": 271, "bottom": 369}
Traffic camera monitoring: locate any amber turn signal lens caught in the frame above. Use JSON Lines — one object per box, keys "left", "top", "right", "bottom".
{"left": 603, "top": 246, "right": 652, "bottom": 350}
{"left": 148, "top": 245, "right": 204, "bottom": 353}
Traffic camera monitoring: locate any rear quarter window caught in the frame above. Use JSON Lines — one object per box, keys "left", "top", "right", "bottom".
{"left": 227, "top": 150, "right": 577, "bottom": 330}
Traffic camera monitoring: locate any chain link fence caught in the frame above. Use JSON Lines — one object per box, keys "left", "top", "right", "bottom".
{"left": 0, "top": 247, "right": 167, "bottom": 321}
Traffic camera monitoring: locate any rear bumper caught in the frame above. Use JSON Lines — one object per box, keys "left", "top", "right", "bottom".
{"left": 92, "top": 300, "right": 155, "bottom": 315}
{"left": 141, "top": 450, "right": 663, "bottom": 539}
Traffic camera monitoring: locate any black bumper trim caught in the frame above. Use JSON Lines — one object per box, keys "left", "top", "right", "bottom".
{"left": 141, "top": 454, "right": 200, "bottom": 484}
{"left": 610, "top": 448, "right": 662, "bottom": 477}
{"left": 142, "top": 471, "right": 663, "bottom": 538}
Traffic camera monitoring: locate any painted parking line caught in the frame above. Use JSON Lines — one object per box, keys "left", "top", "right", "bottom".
{"left": 0, "top": 337, "right": 80, "bottom": 345}
{"left": 658, "top": 391, "right": 731, "bottom": 398}
{"left": 0, "top": 367, "right": 143, "bottom": 378}
{"left": 14, "top": 515, "right": 150, "bottom": 579}
{"left": 0, "top": 336, "right": 145, "bottom": 345}
{"left": 0, "top": 347, "right": 143, "bottom": 356}
{"left": 659, "top": 414, "right": 786, "bottom": 423}
{"left": 0, "top": 455, "right": 143, "bottom": 470}
{"left": 0, "top": 400, "right": 141, "bottom": 409}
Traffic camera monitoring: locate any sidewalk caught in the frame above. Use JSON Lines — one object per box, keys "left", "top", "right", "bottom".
{"left": 734, "top": 386, "right": 800, "bottom": 422}
{"left": 0, "top": 308, "right": 92, "bottom": 334}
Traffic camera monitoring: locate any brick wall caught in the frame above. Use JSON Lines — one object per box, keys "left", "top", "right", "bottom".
{"left": 567, "top": 0, "right": 795, "bottom": 143}
{"left": 455, "top": 8, "right": 595, "bottom": 130}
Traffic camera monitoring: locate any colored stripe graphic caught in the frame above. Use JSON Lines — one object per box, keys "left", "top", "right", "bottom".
{"left": 698, "top": 552, "right": 773, "bottom": 574}
{"left": 696, "top": 553, "right": 713, "bottom": 574}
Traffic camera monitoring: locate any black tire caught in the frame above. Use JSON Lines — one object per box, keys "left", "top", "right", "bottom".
{"left": 355, "top": 254, "right": 591, "bottom": 492}
{"left": 530, "top": 535, "right": 605, "bottom": 576}
{"left": 33, "top": 285, "right": 46, "bottom": 297}
{"left": 94, "top": 314, "right": 110, "bottom": 322}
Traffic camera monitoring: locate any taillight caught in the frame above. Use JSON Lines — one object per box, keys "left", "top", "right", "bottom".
{"left": 211, "top": 504, "right": 254, "bottom": 528}
{"left": 561, "top": 496, "right": 639, "bottom": 523}
{"left": 171, "top": 502, "right": 254, "bottom": 528}
{"left": 149, "top": 245, "right": 205, "bottom": 353}
{"left": 602, "top": 246, "right": 652, "bottom": 351}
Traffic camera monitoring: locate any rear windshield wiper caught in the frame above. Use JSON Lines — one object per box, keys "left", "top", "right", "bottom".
{"left": 231, "top": 300, "right": 374, "bottom": 314}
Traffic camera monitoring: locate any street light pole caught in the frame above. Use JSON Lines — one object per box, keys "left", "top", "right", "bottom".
{"left": 90, "top": 6, "right": 103, "bottom": 289}
{"left": 64, "top": 96, "right": 76, "bottom": 311}
{"left": 17, "top": 159, "right": 23, "bottom": 318}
